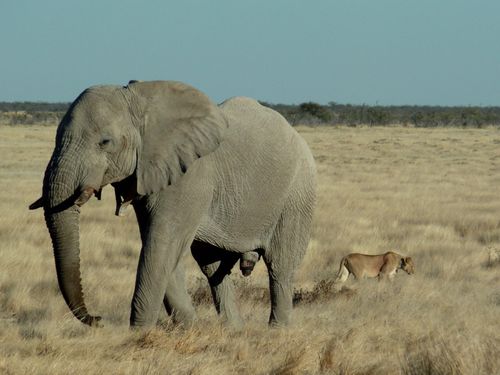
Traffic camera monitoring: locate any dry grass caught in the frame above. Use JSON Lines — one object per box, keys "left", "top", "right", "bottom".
{"left": 1, "top": 124, "right": 499, "bottom": 374}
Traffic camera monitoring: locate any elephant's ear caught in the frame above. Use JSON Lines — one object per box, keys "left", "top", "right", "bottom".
{"left": 130, "top": 81, "right": 227, "bottom": 195}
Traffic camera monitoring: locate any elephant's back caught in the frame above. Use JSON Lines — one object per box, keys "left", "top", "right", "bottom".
{"left": 217, "top": 96, "right": 314, "bottom": 175}
{"left": 219, "top": 97, "right": 291, "bottom": 135}
{"left": 218, "top": 96, "right": 312, "bottom": 157}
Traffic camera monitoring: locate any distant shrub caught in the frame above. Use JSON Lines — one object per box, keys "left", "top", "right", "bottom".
{"left": 298, "top": 102, "right": 333, "bottom": 123}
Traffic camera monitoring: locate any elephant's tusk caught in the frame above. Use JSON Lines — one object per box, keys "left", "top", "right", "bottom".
{"left": 113, "top": 179, "right": 137, "bottom": 217}
{"left": 114, "top": 188, "right": 132, "bottom": 216}
{"left": 74, "top": 187, "right": 96, "bottom": 207}
{"left": 29, "top": 196, "right": 44, "bottom": 210}
{"left": 117, "top": 200, "right": 133, "bottom": 217}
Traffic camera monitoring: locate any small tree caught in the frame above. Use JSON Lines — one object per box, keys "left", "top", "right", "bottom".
{"left": 298, "top": 102, "right": 332, "bottom": 123}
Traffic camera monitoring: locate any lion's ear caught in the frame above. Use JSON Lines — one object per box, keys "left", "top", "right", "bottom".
{"left": 129, "top": 81, "right": 227, "bottom": 195}
{"left": 405, "top": 257, "right": 412, "bottom": 264}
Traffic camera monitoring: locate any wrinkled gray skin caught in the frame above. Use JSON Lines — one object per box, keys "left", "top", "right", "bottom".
{"left": 30, "top": 81, "right": 316, "bottom": 328}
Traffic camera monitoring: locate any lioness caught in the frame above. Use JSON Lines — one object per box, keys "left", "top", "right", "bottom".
{"left": 334, "top": 251, "right": 414, "bottom": 285}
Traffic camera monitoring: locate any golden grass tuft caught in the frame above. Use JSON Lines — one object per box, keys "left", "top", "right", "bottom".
{"left": 0, "top": 125, "right": 499, "bottom": 374}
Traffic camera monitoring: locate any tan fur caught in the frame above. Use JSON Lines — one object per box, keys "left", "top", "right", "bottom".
{"left": 334, "top": 251, "right": 414, "bottom": 285}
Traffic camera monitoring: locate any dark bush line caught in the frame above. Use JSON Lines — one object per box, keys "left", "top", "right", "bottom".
{"left": 1, "top": 101, "right": 500, "bottom": 127}
{"left": 0, "top": 102, "right": 69, "bottom": 112}
{"left": 261, "top": 101, "right": 500, "bottom": 127}
{"left": 0, "top": 102, "right": 68, "bottom": 125}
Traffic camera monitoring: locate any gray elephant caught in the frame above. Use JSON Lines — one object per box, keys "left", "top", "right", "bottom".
{"left": 30, "top": 80, "right": 316, "bottom": 328}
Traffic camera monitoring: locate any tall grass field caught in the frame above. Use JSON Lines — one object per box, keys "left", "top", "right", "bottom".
{"left": 1, "top": 125, "right": 499, "bottom": 374}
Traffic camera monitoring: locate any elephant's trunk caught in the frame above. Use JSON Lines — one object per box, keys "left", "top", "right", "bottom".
{"left": 44, "top": 207, "right": 91, "bottom": 323}
{"left": 42, "top": 154, "right": 99, "bottom": 326}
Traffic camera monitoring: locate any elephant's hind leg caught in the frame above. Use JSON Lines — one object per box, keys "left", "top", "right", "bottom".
{"left": 264, "top": 202, "right": 314, "bottom": 327}
{"left": 191, "top": 241, "right": 242, "bottom": 327}
{"left": 162, "top": 263, "right": 196, "bottom": 325}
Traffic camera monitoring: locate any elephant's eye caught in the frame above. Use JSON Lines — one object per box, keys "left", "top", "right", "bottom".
{"left": 99, "top": 138, "right": 112, "bottom": 147}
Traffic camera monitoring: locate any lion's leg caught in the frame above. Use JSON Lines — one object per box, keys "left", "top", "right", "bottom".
{"left": 378, "top": 261, "right": 394, "bottom": 281}
{"left": 335, "top": 263, "right": 350, "bottom": 284}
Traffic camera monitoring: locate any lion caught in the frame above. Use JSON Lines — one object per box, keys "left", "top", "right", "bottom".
{"left": 334, "top": 251, "right": 414, "bottom": 285}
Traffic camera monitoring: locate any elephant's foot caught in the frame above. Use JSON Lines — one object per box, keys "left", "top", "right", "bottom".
{"left": 81, "top": 314, "right": 103, "bottom": 328}
{"left": 218, "top": 299, "right": 243, "bottom": 328}
{"left": 268, "top": 305, "right": 292, "bottom": 328}
{"left": 240, "top": 251, "right": 260, "bottom": 276}
{"left": 223, "top": 313, "right": 243, "bottom": 329}
{"left": 170, "top": 307, "right": 197, "bottom": 327}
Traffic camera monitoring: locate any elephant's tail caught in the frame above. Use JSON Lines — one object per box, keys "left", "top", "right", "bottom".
{"left": 334, "top": 257, "right": 350, "bottom": 284}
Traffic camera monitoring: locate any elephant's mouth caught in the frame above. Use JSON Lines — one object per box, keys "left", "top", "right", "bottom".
{"left": 29, "top": 186, "right": 99, "bottom": 213}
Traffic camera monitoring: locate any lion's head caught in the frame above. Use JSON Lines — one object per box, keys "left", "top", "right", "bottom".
{"left": 401, "top": 257, "right": 415, "bottom": 274}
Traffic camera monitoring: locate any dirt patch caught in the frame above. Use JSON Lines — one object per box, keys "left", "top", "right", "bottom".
{"left": 293, "top": 279, "right": 357, "bottom": 306}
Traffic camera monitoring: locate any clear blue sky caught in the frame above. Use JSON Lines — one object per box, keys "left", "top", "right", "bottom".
{"left": 1, "top": 0, "right": 499, "bottom": 105}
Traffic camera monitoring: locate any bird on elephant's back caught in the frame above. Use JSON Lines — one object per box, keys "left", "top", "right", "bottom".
{"left": 29, "top": 80, "right": 316, "bottom": 328}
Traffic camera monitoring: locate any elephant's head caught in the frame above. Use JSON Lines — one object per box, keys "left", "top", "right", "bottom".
{"left": 30, "top": 81, "right": 227, "bottom": 326}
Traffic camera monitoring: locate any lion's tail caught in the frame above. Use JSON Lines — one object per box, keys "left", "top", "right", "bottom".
{"left": 334, "top": 257, "right": 350, "bottom": 284}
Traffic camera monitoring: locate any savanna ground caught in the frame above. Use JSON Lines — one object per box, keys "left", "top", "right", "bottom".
{"left": 0, "top": 124, "right": 499, "bottom": 374}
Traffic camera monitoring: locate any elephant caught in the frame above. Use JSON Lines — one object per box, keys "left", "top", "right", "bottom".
{"left": 29, "top": 80, "right": 316, "bottom": 328}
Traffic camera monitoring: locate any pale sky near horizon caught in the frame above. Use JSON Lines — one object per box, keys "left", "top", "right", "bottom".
{"left": 1, "top": 0, "right": 499, "bottom": 105}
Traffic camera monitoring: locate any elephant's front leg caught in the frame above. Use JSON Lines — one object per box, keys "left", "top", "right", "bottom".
{"left": 130, "top": 224, "right": 196, "bottom": 327}
{"left": 130, "top": 194, "right": 202, "bottom": 328}
{"left": 191, "top": 241, "right": 242, "bottom": 327}
{"left": 130, "top": 242, "right": 177, "bottom": 327}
